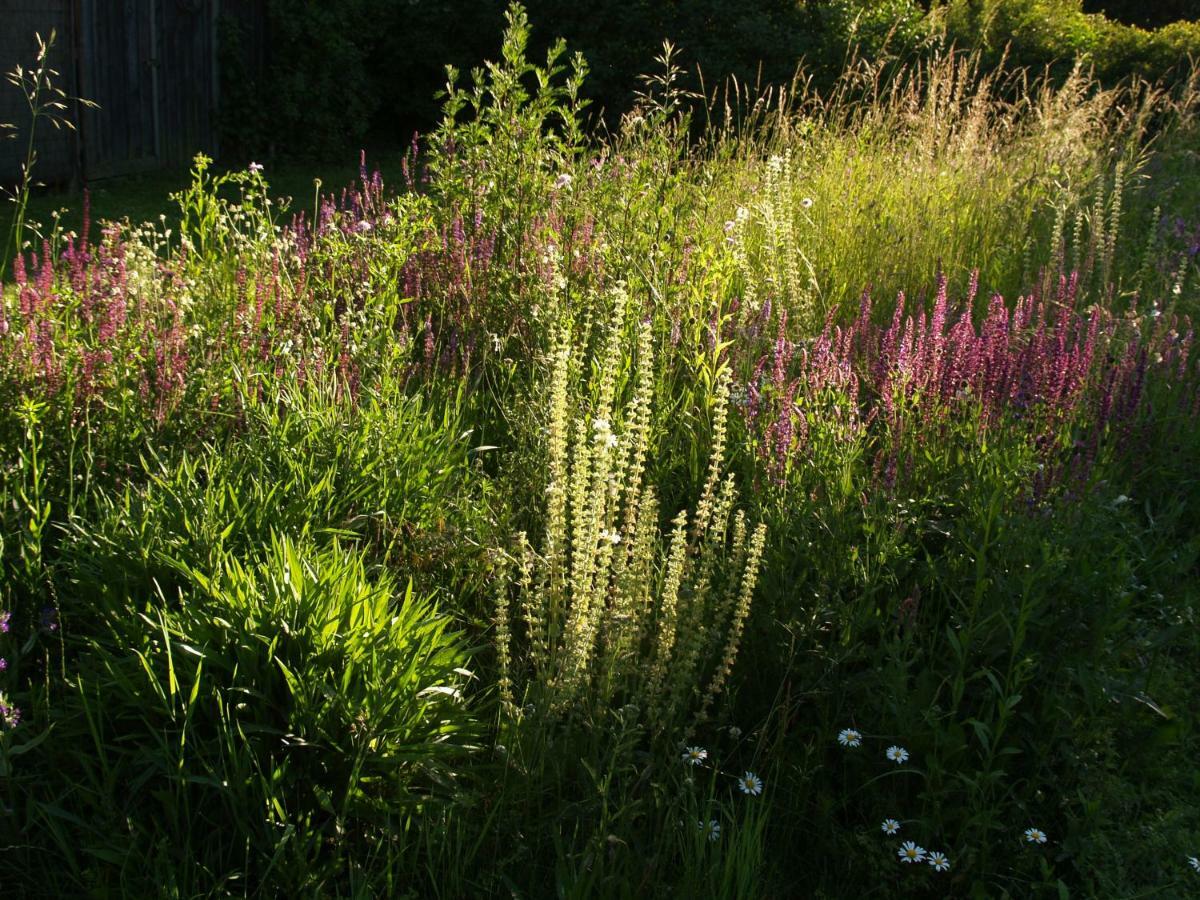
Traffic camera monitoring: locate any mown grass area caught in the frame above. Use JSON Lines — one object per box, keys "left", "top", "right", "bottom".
{"left": 1, "top": 152, "right": 409, "bottom": 281}
{"left": 2, "top": 5, "right": 1199, "bottom": 897}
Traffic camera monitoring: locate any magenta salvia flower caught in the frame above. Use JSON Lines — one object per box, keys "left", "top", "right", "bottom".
{"left": 738, "top": 270, "right": 1197, "bottom": 494}
{"left": 0, "top": 699, "right": 19, "bottom": 729}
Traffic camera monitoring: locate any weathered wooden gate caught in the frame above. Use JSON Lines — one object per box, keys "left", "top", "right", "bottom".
{"left": 77, "top": 0, "right": 219, "bottom": 178}
{"left": 0, "top": 2, "right": 77, "bottom": 183}
{"left": 0, "top": 0, "right": 220, "bottom": 182}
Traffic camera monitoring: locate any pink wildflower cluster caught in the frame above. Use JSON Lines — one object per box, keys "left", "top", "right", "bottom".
{"left": 743, "top": 272, "right": 1197, "bottom": 492}
{"left": 1, "top": 216, "right": 191, "bottom": 425}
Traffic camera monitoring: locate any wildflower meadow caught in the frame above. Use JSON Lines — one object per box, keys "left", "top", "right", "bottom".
{"left": 2, "top": 4, "right": 1199, "bottom": 897}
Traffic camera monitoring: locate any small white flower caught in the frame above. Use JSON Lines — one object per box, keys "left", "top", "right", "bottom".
{"left": 1024, "top": 828, "right": 1048, "bottom": 844}
{"left": 699, "top": 819, "right": 721, "bottom": 842}
{"left": 599, "top": 529, "right": 622, "bottom": 546}
{"left": 682, "top": 746, "right": 708, "bottom": 766}
{"left": 801, "top": 197, "right": 814, "bottom": 209}
{"left": 248, "top": 161, "right": 263, "bottom": 174}
{"left": 881, "top": 819, "right": 900, "bottom": 836}
{"left": 1189, "top": 856, "right": 1200, "bottom": 873}
{"left": 838, "top": 728, "right": 862, "bottom": 748}
{"left": 592, "top": 417, "right": 611, "bottom": 434}
{"left": 723, "top": 219, "right": 736, "bottom": 233}
{"left": 358, "top": 220, "right": 373, "bottom": 232}
{"left": 554, "top": 173, "right": 573, "bottom": 190}
{"left": 603, "top": 431, "right": 618, "bottom": 450}
{"left": 737, "top": 771, "right": 763, "bottom": 796}
{"left": 898, "top": 841, "right": 927, "bottom": 864}
{"left": 885, "top": 745, "right": 910, "bottom": 764}
{"left": 728, "top": 726, "right": 743, "bottom": 740}
{"left": 927, "top": 851, "right": 950, "bottom": 872}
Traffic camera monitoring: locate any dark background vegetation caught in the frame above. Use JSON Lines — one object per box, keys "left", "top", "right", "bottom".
{"left": 218, "top": 0, "right": 1200, "bottom": 161}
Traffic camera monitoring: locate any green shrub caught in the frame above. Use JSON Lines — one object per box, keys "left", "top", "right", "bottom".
{"left": 20, "top": 534, "right": 475, "bottom": 894}
{"left": 943, "top": 0, "right": 1200, "bottom": 86}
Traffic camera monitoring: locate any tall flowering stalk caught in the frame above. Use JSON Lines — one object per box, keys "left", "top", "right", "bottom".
{"left": 494, "top": 289, "right": 767, "bottom": 733}
{"left": 742, "top": 271, "right": 1198, "bottom": 493}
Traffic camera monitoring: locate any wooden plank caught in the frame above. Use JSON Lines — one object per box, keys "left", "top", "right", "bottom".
{"left": 156, "top": 0, "right": 215, "bottom": 166}
{"left": 6, "top": 0, "right": 238, "bottom": 181}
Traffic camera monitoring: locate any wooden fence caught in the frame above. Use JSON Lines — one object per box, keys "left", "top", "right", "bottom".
{"left": 0, "top": 2, "right": 77, "bottom": 183}
{"left": 1, "top": 0, "right": 223, "bottom": 184}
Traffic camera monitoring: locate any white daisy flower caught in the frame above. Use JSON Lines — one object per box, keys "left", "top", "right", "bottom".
{"left": 699, "top": 819, "right": 721, "bottom": 842}
{"left": 838, "top": 728, "right": 862, "bottom": 748}
{"left": 885, "top": 745, "right": 910, "bottom": 764}
{"left": 881, "top": 819, "right": 901, "bottom": 836}
{"left": 897, "top": 841, "right": 927, "bottom": 864}
{"left": 1189, "top": 856, "right": 1200, "bottom": 873}
{"left": 737, "top": 771, "right": 763, "bottom": 796}
{"left": 927, "top": 851, "right": 950, "bottom": 872}
{"left": 682, "top": 746, "right": 708, "bottom": 766}
{"left": 1024, "top": 828, "right": 1048, "bottom": 844}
